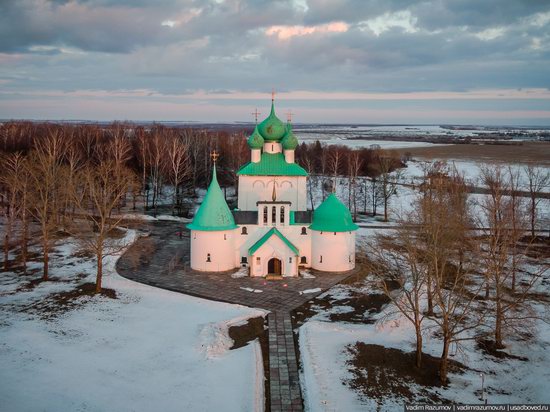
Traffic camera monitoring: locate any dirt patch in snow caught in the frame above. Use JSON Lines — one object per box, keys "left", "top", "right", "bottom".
{"left": 227, "top": 316, "right": 270, "bottom": 412}
{"left": 292, "top": 291, "right": 391, "bottom": 326}
{"left": 20, "top": 282, "right": 117, "bottom": 320}
{"left": 476, "top": 339, "right": 529, "bottom": 361}
{"left": 228, "top": 316, "right": 266, "bottom": 350}
{"left": 345, "top": 343, "right": 466, "bottom": 404}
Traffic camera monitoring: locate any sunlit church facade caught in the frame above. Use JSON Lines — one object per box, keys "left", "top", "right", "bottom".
{"left": 187, "top": 99, "right": 358, "bottom": 277}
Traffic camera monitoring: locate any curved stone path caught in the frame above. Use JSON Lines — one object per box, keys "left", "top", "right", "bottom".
{"left": 116, "top": 221, "right": 357, "bottom": 412}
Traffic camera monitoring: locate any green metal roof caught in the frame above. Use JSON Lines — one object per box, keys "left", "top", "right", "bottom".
{"left": 257, "top": 101, "right": 286, "bottom": 142}
{"left": 237, "top": 152, "right": 308, "bottom": 176}
{"left": 187, "top": 166, "right": 238, "bottom": 231}
{"left": 247, "top": 125, "right": 264, "bottom": 149}
{"left": 248, "top": 227, "right": 299, "bottom": 256}
{"left": 281, "top": 123, "right": 299, "bottom": 150}
{"left": 310, "top": 193, "right": 359, "bottom": 232}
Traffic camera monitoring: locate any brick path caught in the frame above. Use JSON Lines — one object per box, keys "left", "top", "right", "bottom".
{"left": 268, "top": 313, "right": 302, "bottom": 412}
{"left": 116, "top": 221, "right": 357, "bottom": 411}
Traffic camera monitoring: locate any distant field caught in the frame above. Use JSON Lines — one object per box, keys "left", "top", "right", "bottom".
{"left": 390, "top": 141, "right": 550, "bottom": 165}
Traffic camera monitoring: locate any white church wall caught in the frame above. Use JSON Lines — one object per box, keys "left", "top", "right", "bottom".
{"left": 190, "top": 230, "right": 237, "bottom": 272}
{"left": 263, "top": 142, "right": 282, "bottom": 154}
{"left": 311, "top": 231, "right": 355, "bottom": 272}
{"left": 238, "top": 176, "right": 307, "bottom": 211}
{"left": 251, "top": 149, "right": 261, "bottom": 163}
{"left": 284, "top": 150, "right": 295, "bottom": 163}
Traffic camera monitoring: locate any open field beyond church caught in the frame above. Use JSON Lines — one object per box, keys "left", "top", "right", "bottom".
{"left": 390, "top": 141, "right": 550, "bottom": 165}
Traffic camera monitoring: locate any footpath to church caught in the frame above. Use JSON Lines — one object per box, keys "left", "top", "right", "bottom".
{"left": 117, "top": 220, "right": 358, "bottom": 411}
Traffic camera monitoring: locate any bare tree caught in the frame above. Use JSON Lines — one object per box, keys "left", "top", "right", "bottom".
{"left": 478, "top": 165, "right": 546, "bottom": 349}
{"left": 368, "top": 224, "right": 428, "bottom": 368}
{"left": 106, "top": 125, "right": 132, "bottom": 211}
{"left": 524, "top": 165, "right": 549, "bottom": 239}
{"left": 319, "top": 148, "right": 329, "bottom": 201}
{"left": 165, "top": 135, "right": 190, "bottom": 215}
{"left": 506, "top": 166, "right": 524, "bottom": 292}
{"left": 301, "top": 152, "right": 317, "bottom": 209}
{"left": 368, "top": 176, "right": 383, "bottom": 217}
{"left": 376, "top": 150, "right": 403, "bottom": 222}
{"left": 421, "top": 169, "right": 481, "bottom": 384}
{"left": 328, "top": 148, "right": 341, "bottom": 193}
{"left": 149, "top": 130, "right": 166, "bottom": 216}
{"left": 135, "top": 128, "right": 150, "bottom": 209}
{"left": 347, "top": 151, "right": 363, "bottom": 220}
{"left": 27, "top": 130, "right": 67, "bottom": 280}
{"left": 0, "top": 153, "right": 25, "bottom": 271}
{"left": 72, "top": 159, "right": 136, "bottom": 293}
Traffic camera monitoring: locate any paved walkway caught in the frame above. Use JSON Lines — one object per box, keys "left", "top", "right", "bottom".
{"left": 268, "top": 313, "right": 302, "bottom": 412}
{"left": 116, "top": 221, "right": 357, "bottom": 411}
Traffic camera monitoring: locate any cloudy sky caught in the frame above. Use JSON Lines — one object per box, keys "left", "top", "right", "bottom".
{"left": 1, "top": 0, "right": 549, "bottom": 124}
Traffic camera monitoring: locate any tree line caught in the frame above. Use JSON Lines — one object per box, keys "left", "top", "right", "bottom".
{"left": 0, "top": 121, "right": 403, "bottom": 293}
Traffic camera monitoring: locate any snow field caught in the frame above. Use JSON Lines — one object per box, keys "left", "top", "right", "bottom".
{"left": 0, "top": 229, "right": 266, "bottom": 412}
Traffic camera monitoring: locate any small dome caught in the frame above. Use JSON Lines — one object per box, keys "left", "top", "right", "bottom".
{"left": 257, "top": 101, "right": 286, "bottom": 142}
{"left": 310, "top": 193, "right": 359, "bottom": 232}
{"left": 247, "top": 125, "right": 264, "bottom": 149}
{"left": 281, "top": 123, "right": 298, "bottom": 150}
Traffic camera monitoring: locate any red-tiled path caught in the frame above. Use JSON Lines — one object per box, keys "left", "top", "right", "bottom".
{"left": 116, "top": 221, "right": 358, "bottom": 411}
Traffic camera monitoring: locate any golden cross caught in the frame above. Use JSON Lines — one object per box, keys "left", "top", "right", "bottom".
{"left": 251, "top": 108, "right": 261, "bottom": 124}
{"left": 211, "top": 150, "right": 219, "bottom": 164}
{"left": 271, "top": 87, "right": 275, "bottom": 102}
{"left": 286, "top": 109, "right": 294, "bottom": 123}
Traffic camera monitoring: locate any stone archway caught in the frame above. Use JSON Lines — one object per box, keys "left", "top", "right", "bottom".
{"left": 267, "top": 258, "right": 282, "bottom": 275}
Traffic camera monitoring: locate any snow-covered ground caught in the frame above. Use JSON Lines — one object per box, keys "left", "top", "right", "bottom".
{"left": 300, "top": 137, "right": 447, "bottom": 150}
{"left": 299, "top": 229, "right": 550, "bottom": 411}
{"left": 0, "top": 229, "right": 266, "bottom": 412}
{"left": 404, "top": 159, "right": 550, "bottom": 193}
{"left": 293, "top": 124, "right": 547, "bottom": 150}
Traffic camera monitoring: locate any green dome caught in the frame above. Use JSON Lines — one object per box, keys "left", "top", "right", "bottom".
{"left": 257, "top": 101, "right": 286, "bottom": 142}
{"left": 310, "top": 193, "right": 359, "bottom": 232}
{"left": 281, "top": 123, "right": 298, "bottom": 150}
{"left": 247, "top": 125, "right": 264, "bottom": 149}
{"left": 187, "top": 166, "right": 238, "bottom": 231}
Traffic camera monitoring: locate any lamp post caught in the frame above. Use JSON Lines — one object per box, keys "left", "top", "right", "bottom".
{"left": 480, "top": 372, "right": 487, "bottom": 405}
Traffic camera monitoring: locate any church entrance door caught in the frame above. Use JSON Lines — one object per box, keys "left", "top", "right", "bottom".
{"left": 267, "top": 258, "right": 282, "bottom": 275}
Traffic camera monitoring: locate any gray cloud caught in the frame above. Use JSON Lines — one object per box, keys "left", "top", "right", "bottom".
{"left": 0, "top": 0, "right": 549, "bottom": 122}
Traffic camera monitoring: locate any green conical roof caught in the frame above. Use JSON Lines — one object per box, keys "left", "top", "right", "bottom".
{"left": 257, "top": 101, "right": 286, "bottom": 142}
{"left": 281, "top": 123, "right": 299, "bottom": 150}
{"left": 310, "top": 193, "right": 359, "bottom": 232}
{"left": 247, "top": 125, "right": 264, "bottom": 149}
{"left": 187, "top": 166, "right": 237, "bottom": 231}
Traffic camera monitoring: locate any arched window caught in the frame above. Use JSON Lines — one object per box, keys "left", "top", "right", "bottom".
{"left": 272, "top": 206, "right": 277, "bottom": 226}
{"left": 280, "top": 206, "right": 285, "bottom": 225}
{"left": 206, "top": 253, "right": 211, "bottom": 262}
{"left": 241, "top": 227, "right": 248, "bottom": 235}
{"left": 263, "top": 206, "right": 268, "bottom": 225}
{"left": 224, "top": 234, "right": 227, "bottom": 240}
{"left": 300, "top": 256, "right": 307, "bottom": 264}
{"left": 289, "top": 257, "right": 292, "bottom": 263}
{"left": 319, "top": 255, "right": 323, "bottom": 263}
{"left": 301, "top": 227, "right": 307, "bottom": 235}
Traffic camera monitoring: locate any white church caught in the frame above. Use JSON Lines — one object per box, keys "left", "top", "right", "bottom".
{"left": 187, "top": 98, "right": 358, "bottom": 277}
